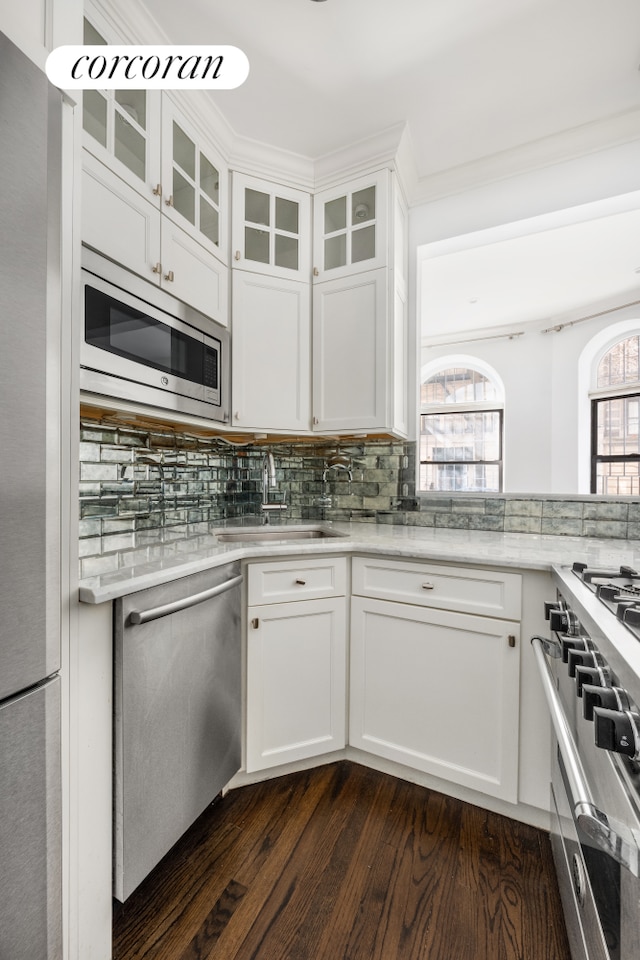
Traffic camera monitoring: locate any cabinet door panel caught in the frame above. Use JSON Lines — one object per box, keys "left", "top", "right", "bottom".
{"left": 82, "top": 154, "right": 161, "bottom": 283}
{"left": 232, "top": 271, "right": 310, "bottom": 431}
{"left": 312, "top": 268, "right": 387, "bottom": 431}
{"left": 350, "top": 597, "right": 520, "bottom": 802}
{"left": 161, "top": 220, "right": 228, "bottom": 327}
{"left": 246, "top": 598, "right": 347, "bottom": 772}
{"left": 313, "top": 170, "right": 388, "bottom": 282}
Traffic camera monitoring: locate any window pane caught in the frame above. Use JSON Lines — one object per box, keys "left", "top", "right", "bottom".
{"left": 597, "top": 335, "right": 640, "bottom": 388}
{"left": 245, "top": 188, "right": 269, "bottom": 226}
{"left": 351, "top": 224, "right": 375, "bottom": 263}
{"left": 83, "top": 90, "right": 107, "bottom": 147}
{"left": 84, "top": 19, "right": 106, "bottom": 44}
{"left": 200, "top": 154, "right": 219, "bottom": 205}
{"left": 420, "top": 462, "right": 500, "bottom": 493}
{"left": 115, "top": 90, "right": 146, "bottom": 130}
{"left": 275, "top": 197, "right": 298, "bottom": 234}
{"left": 595, "top": 461, "right": 640, "bottom": 496}
{"left": 422, "top": 367, "right": 497, "bottom": 404}
{"left": 173, "top": 122, "right": 195, "bottom": 180}
{"left": 172, "top": 168, "right": 195, "bottom": 225}
{"left": 114, "top": 109, "right": 145, "bottom": 181}
{"left": 352, "top": 186, "right": 375, "bottom": 225}
{"left": 275, "top": 234, "right": 298, "bottom": 270}
{"left": 596, "top": 396, "right": 640, "bottom": 456}
{"left": 324, "top": 234, "right": 346, "bottom": 270}
{"left": 324, "top": 196, "right": 346, "bottom": 234}
{"left": 200, "top": 197, "right": 219, "bottom": 245}
{"left": 245, "top": 226, "right": 269, "bottom": 264}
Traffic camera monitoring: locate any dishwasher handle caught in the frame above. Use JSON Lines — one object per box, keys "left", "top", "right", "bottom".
{"left": 531, "top": 635, "right": 640, "bottom": 878}
{"left": 128, "top": 574, "right": 243, "bottom": 625}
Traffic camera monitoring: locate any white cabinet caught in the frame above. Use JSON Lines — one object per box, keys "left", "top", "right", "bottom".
{"left": 231, "top": 173, "right": 311, "bottom": 281}
{"left": 349, "top": 557, "right": 521, "bottom": 803}
{"left": 81, "top": 12, "right": 229, "bottom": 325}
{"left": 231, "top": 271, "right": 310, "bottom": 431}
{"left": 246, "top": 557, "right": 347, "bottom": 773}
{"left": 311, "top": 170, "right": 408, "bottom": 436}
{"left": 312, "top": 169, "right": 388, "bottom": 282}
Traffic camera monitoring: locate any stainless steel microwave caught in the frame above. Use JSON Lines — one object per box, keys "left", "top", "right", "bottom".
{"left": 80, "top": 248, "right": 230, "bottom": 423}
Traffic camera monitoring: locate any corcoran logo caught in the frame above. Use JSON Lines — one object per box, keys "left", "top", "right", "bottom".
{"left": 45, "top": 45, "right": 249, "bottom": 89}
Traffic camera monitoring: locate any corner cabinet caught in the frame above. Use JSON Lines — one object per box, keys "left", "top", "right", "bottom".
{"left": 349, "top": 557, "right": 522, "bottom": 803}
{"left": 312, "top": 170, "right": 408, "bottom": 436}
{"left": 245, "top": 557, "right": 348, "bottom": 773}
{"left": 80, "top": 14, "right": 228, "bottom": 325}
{"left": 230, "top": 173, "right": 312, "bottom": 431}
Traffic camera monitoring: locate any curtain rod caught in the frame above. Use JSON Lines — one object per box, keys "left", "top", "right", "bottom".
{"left": 422, "top": 330, "right": 525, "bottom": 348}
{"left": 541, "top": 297, "right": 640, "bottom": 333}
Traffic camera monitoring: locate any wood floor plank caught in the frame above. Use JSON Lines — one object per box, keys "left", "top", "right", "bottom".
{"left": 113, "top": 761, "right": 572, "bottom": 960}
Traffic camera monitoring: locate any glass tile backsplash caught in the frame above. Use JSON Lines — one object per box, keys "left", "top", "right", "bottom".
{"left": 78, "top": 418, "right": 640, "bottom": 576}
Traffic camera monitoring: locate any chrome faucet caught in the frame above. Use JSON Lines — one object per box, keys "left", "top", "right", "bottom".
{"left": 261, "top": 450, "right": 287, "bottom": 520}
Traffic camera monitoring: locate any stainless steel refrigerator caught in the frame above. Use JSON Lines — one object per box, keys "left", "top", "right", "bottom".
{"left": 0, "top": 31, "right": 63, "bottom": 960}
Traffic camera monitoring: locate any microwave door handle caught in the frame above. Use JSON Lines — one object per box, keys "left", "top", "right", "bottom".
{"left": 531, "top": 636, "right": 640, "bottom": 877}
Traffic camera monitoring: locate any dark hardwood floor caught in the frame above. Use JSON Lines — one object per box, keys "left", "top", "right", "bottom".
{"left": 113, "top": 760, "right": 571, "bottom": 960}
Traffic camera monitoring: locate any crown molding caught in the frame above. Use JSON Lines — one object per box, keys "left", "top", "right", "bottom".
{"left": 411, "top": 107, "right": 640, "bottom": 207}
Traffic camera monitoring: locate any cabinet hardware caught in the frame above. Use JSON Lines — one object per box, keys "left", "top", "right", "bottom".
{"left": 251, "top": 617, "right": 259, "bottom": 629}
{"left": 152, "top": 262, "right": 162, "bottom": 274}
{"left": 234, "top": 250, "right": 241, "bottom": 261}
{"left": 164, "top": 270, "right": 175, "bottom": 282}
{"left": 421, "top": 582, "right": 435, "bottom": 590}
{"left": 152, "top": 183, "right": 162, "bottom": 196}
{"left": 234, "top": 411, "right": 240, "bottom": 420}
{"left": 313, "top": 416, "right": 319, "bottom": 425}
{"left": 165, "top": 195, "right": 174, "bottom": 207}
{"left": 295, "top": 579, "right": 306, "bottom": 585}
{"left": 313, "top": 267, "right": 319, "bottom": 276}
{"left": 508, "top": 635, "right": 517, "bottom": 648}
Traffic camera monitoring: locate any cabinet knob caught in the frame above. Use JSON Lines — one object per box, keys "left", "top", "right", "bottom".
{"left": 251, "top": 617, "right": 259, "bottom": 629}
{"left": 164, "top": 270, "right": 175, "bottom": 282}
{"left": 165, "top": 195, "right": 174, "bottom": 207}
{"left": 152, "top": 183, "right": 162, "bottom": 197}
{"left": 152, "top": 262, "right": 162, "bottom": 275}
{"left": 234, "top": 412, "right": 240, "bottom": 420}
{"left": 421, "top": 582, "right": 435, "bottom": 590}
{"left": 234, "top": 250, "right": 241, "bottom": 261}
{"left": 508, "top": 634, "right": 517, "bottom": 648}
{"left": 295, "top": 579, "right": 306, "bottom": 586}
{"left": 313, "top": 267, "right": 319, "bottom": 277}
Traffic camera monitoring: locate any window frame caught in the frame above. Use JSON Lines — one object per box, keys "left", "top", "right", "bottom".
{"left": 418, "top": 362, "right": 505, "bottom": 495}
{"left": 590, "top": 388, "right": 640, "bottom": 495}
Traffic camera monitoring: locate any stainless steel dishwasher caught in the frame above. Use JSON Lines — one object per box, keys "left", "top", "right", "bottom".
{"left": 113, "top": 561, "right": 242, "bottom": 901}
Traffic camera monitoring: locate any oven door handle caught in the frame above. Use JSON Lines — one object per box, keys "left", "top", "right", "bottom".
{"left": 531, "top": 635, "right": 640, "bottom": 878}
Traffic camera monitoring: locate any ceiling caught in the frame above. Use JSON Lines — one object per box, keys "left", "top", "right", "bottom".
{"left": 139, "top": 0, "right": 640, "bottom": 335}
{"left": 142, "top": 0, "right": 640, "bottom": 186}
{"left": 421, "top": 203, "right": 640, "bottom": 340}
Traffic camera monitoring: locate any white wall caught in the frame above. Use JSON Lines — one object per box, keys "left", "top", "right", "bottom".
{"left": 410, "top": 139, "right": 640, "bottom": 494}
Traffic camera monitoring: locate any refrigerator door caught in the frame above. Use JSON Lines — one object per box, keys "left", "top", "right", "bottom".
{"left": 0, "top": 31, "right": 61, "bottom": 701}
{"left": 0, "top": 677, "right": 62, "bottom": 960}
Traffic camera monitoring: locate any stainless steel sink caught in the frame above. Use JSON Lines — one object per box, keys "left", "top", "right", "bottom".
{"left": 215, "top": 525, "right": 347, "bottom": 543}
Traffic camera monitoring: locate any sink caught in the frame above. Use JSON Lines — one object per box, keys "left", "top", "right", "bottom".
{"left": 215, "top": 525, "right": 347, "bottom": 543}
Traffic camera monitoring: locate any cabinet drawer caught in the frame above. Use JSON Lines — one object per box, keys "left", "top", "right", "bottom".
{"left": 247, "top": 557, "right": 347, "bottom": 605}
{"left": 352, "top": 556, "right": 521, "bottom": 620}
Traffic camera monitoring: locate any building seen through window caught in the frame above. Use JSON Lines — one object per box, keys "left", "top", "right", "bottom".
{"left": 419, "top": 365, "right": 503, "bottom": 493}
{"left": 592, "top": 333, "right": 640, "bottom": 495}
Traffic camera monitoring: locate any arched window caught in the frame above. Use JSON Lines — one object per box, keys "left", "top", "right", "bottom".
{"left": 419, "top": 360, "right": 504, "bottom": 493}
{"left": 591, "top": 333, "right": 640, "bottom": 495}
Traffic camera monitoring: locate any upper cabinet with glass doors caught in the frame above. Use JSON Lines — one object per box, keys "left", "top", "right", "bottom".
{"left": 231, "top": 173, "right": 311, "bottom": 281}
{"left": 312, "top": 170, "right": 388, "bottom": 282}
{"left": 81, "top": 18, "right": 161, "bottom": 206}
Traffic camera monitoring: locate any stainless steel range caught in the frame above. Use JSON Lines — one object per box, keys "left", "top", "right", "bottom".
{"left": 532, "top": 563, "right": 640, "bottom": 960}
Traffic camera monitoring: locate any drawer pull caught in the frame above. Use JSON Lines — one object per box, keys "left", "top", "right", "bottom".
{"left": 421, "top": 582, "right": 435, "bottom": 590}
{"left": 295, "top": 578, "right": 307, "bottom": 586}
{"left": 251, "top": 617, "right": 259, "bottom": 629}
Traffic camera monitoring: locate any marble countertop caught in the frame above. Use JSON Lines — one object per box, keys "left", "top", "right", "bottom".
{"left": 78, "top": 519, "right": 640, "bottom": 603}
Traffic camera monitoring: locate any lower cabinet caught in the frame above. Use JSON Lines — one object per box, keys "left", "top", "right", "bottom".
{"left": 245, "top": 558, "right": 347, "bottom": 773}
{"left": 349, "top": 557, "right": 522, "bottom": 804}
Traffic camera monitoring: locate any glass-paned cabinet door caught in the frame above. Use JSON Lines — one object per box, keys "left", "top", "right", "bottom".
{"left": 231, "top": 173, "right": 311, "bottom": 281}
{"left": 161, "top": 98, "right": 228, "bottom": 265}
{"left": 313, "top": 169, "right": 388, "bottom": 282}
{"left": 81, "top": 17, "right": 161, "bottom": 202}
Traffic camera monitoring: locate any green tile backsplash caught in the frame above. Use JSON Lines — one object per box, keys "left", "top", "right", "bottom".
{"left": 78, "top": 418, "right": 640, "bottom": 575}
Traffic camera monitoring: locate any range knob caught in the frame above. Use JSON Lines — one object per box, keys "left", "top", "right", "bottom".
{"left": 550, "top": 608, "right": 580, "bottom": 636}
{"left": 561, "top": 636, "right": 590, "bottom": 663}
{"left": 574, "top": 665, "right": 608, "bottom": 698}
{"left": 593, "top": 707, "right": 640, "bottom": 760}
{"left": 583, "top": 684, "right": 630, "bottom": 722}
{"left": 567, "top": 648, "right": 598, "bottom": 678}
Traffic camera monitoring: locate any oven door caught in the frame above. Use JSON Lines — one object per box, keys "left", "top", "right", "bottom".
{"left": 533, "top": 637, "right": 640, "bottom": 960}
